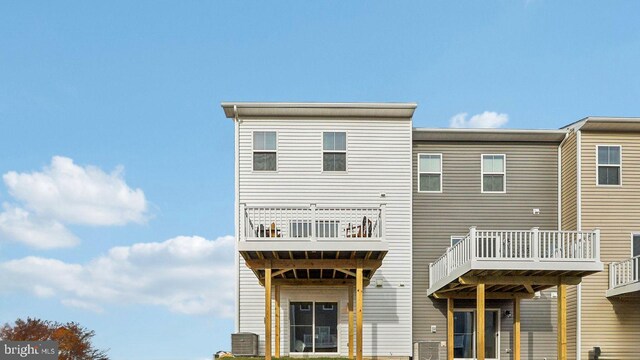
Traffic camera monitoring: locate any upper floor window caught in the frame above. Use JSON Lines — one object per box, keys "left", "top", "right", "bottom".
{"left": 482, "top": 154, "right": 506, "bottom": 193}
{"left": 253, "top": 131, "right": 277, "bottom": 171}
{"left": 323, "top": 132, "right": 346, "bottom": 171}
{"left": 597, "top": 145, "right": 621, "bottom": 186}
{"left": 418, "top": 153, "right": 442, "bottom": 192}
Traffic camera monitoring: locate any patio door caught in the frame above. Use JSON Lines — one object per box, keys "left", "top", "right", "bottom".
{"left": 453, "top": 309, "right": 500, "bottom": 359}
{"left": 289, "top": 302, "right": 338, "bottom": 353}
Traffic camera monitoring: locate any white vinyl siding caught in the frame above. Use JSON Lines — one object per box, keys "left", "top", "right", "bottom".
{"left": 418, "top": 153, "right": 442, "bottom": 192}
{"left": 481, "top": 154, "right": 506, "bottom": 193}
{"left": 238, "top": 118, "right": 412, "bottom": 357}
{"left": 596, "top": 145, "right": 621, "bottom": 186}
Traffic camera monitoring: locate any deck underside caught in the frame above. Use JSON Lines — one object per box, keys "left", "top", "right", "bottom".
{"left": 432, "top": 268, "right": 600, "bottom": 299}
{"left": 240, "top": 249, "right": 387, "bottom": 286}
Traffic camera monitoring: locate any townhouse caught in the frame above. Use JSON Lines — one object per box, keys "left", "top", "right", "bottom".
{"left": 221, "top": 102, "right": 639, "bottom": 360}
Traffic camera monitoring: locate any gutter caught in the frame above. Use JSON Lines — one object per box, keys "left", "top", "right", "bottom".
{"left": 234, "top": 105, "right": 240, "bottom": 333}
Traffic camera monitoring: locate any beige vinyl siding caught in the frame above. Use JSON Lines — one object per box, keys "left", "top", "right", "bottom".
{"left": 561, "top": 131, "right": 578, "bottom": 231}
{"left": 560, "top": 131, "right": 579, "bottom": 360}
{"left": 237, "top": 118, "right": 413, "bottom": 357}
{"left": 579, "top": 131, "right": 640, "bottom": 360}
{"left": 412, "top": 141, "right": 560, "bottom": 360}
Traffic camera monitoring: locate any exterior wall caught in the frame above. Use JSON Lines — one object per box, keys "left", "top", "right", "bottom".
{"left": 560, "top": 130, "right": 579, "bottom": 360}
{"left": 237, "top": 117, "right": 413, "bottom": 357}
{"left": 578, "top": 131, "right": 640, "bottom": 360}
{"left": 413, "top": 141, "right": 560, "bottom": 360}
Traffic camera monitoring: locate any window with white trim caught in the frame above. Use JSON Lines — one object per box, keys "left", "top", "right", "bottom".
{"left": 323, "top": 132, "right": 346, "bottom": 171}
{"left": 253, "top": 131, "right": 277, "bottom": 171}
{"left": 418, "top": 154, "right": 442, "bottom": 192}
{"left": 482, "top": 154, "right": 505, "bottom": 193}
{"left": 597, "top": 145, "right": 621, "bottom": 185}
{"left": 632, "top": 233, "right": 640, "bottom": 258}
{"left": 451, "top": 235, "right": 465, "bottom": 247}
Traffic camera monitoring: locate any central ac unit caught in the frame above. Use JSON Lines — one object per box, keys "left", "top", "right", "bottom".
{"left": 413, "top": 341, "right": 440, "bottom": 360}
{"left": 231, "top": 333, "right": 259, "bottom": 356}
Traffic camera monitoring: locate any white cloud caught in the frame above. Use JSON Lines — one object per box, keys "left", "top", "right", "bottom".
{"left": 3, "top": 156, "right": 148, "bottom": 226}
{"left": 449, "top": 111, "right": 509, "bottom": 129}
{"left": 0, "top": 235, "right": 235, "bottom": 316}
{"left": 0, "top": 204, "right": 79, "bottom": 249}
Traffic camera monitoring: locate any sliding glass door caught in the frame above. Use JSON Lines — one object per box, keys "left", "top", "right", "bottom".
{"left": 453, "top": 309, "right": 500, "bottom": 359}
{"left": 290, "top": 302, "right": 338, "bottom": 353}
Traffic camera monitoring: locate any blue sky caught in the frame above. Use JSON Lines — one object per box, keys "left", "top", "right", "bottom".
{"left": 0, "top": 1, "right": 639, "bottom": 359}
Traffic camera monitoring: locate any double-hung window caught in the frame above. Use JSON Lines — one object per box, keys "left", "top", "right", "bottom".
{"left": 253, "top": 131, "right": 277, "bottom": 171}
{"left": 597, "top": 145, "right": 621, "bottom": 186}
{"left": 482, "top": 154, "right": 506, "bottom": 193}
{"left": 323, "top": 132, "right": 346, "bottom": 172}
{"left": 418, "top": 154, "right": 442, "bottom": 192}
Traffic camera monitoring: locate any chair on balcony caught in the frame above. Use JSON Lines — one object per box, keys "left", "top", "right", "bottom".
{"left": 346, "top": 216, "right": 373, "bottom": 238}
{"left": 255, "top": 222, "right": 281, "bottom": 238}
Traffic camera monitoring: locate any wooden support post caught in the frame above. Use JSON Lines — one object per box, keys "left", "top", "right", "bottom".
{"left": 348, "top": 284, "right": 354, "bottom": 360}
{"left": 477, "top": 282, "right": 485, "bottom": 360}
{"left": 275, "top": 285, "right": 280, "bottom": 358}
{"left": 447, "top": 298, "right": 454, "bottom": 360}
{"left": 356, "top": 261, "right": 364, "bottom": 360}
{"left": 558, "top": 283, "right": 567, "bottom": 360}
{"left": 265, "top": 267, "right": 272, "bottom": 360}
{"left": 514, "top": 297, "right": 520, "bottom": 360}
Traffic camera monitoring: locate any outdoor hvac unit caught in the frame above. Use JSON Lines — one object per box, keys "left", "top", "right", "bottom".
{"left": 413, "top": 341, "right": 440, "bottom": 360}
{"left": 231, "top": 333, "right": 258, "bottom": 356}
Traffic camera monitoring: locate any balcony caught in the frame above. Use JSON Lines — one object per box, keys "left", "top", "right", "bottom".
{"left": 238, "top": 204, "right": 389, "bottom": 285}
{"left": 239, "top": 204, "right": 387, "bottom": 253}
{"left": 607, "top": 256, "right": 640, "bottom": 297}
{"left": 428, "top": 227, "right": 603, "bottom": 297}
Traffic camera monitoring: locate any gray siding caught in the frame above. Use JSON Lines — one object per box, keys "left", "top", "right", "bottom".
{"left": 412, "top": 141, "right": 560, "bottom": 360}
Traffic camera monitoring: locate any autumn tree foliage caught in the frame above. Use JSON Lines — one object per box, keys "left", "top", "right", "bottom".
{"left": 0, "top": 318, "right": 109, "bottom": 360}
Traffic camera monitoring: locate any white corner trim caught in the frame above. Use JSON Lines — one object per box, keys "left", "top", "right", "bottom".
{"left": 576, "top": 130, "right": 582, "bottom": 360}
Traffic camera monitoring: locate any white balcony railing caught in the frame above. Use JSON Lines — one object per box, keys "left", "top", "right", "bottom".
{"left": 240, "top": 204, "right": 385, "bottom": 241}
{"left": 429, "top": 227, "right": 601, "bottom": 287}
{"left": 609, "top": 256, "right": 639, "bottom": 289}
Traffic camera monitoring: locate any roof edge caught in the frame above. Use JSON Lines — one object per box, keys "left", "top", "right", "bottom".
{"left": 220, "top": 101, "right": 417, "bottom": 119}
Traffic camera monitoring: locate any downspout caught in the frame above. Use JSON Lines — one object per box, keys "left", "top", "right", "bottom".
{"left": 576, "top": 129, "right": 582, "bottom": 360}
{"left": 558, "top": 131, "right": 569, "bottom": 230}
{"left": 234, "top": 105, "right": 241, "bottom": 333}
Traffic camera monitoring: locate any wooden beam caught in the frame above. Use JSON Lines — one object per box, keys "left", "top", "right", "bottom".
{"left": 477, "top": 282, "right": 485, "bottom": 360}
{"left": 271, "top": 268, "right": 291, "bottom": 278}
{"left": 447, "top": 298, "right": 454, "bottom": 360}
{"left": 336, "top": 269, "right": 357, "bottom": 277}
{"left": 356, "top": 260, "right": 364, "bottom": 360}
{"left": 524, "top": 284, "right": 534, "bottom": 294}
{"left": 274, "top": 285, "right": 280, "bottom": 358}
{"left": 348, "top": 284, "right": 354, "bottom": 360}
{"left": 433, "top": 292, "right": 535, "bottom": 300}
{"left": 459, "top": 275, "right": 581, "bottom": 286}
{"left": 265, "top": 266, "right": 272, "bottom": 360}
{"left": 513, "top": 297, "right": 520, "bottom": 360}
{"left": 268, "top": 278, "right": 370, "bottom": 286}
{"left": 246, "top": 259, "right": 382, "bottom": 270}
{"left": 557, "top": 283, "right": 567, "bottom": 360}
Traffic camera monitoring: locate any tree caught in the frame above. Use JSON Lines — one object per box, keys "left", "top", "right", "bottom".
{"left": 1, "top": 317, "right": 109, "bottom": 360}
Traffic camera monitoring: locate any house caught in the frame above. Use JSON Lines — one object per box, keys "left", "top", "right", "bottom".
{"left": 560, "top": 118, "right": 640, "bottom": 359}
{"left": 221, "top": 102, "right": 638, "bottom": 360}
{"left": 222, "top": 102, "right": 416, "bottom": 360}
